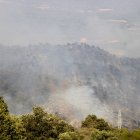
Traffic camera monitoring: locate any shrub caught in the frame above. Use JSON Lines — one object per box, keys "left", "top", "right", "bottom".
{"left": 59, "top": 132, "right": 80, "bottom": 140}
{"left": 91, "top": 129, "right": 118, "bottom": 140}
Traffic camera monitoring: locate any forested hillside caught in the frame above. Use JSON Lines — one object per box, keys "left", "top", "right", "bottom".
{"left": 0, "top": 43, "right": 140, "bottom": 129}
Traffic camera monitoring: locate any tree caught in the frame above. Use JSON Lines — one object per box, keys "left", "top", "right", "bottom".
{"left": 0, "top": 97, "right": 25, "bottom": 140}
{"left": 81, "top": 115, "right": 111, "bottom": 131}
{"left": 21, "top": 106, "right": 74, "bottom": 139}
{"left": 1, "top": 96, "right": 140, "bottom": 140}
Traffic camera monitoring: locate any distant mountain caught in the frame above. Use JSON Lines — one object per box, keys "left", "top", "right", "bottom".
{"left": 0, "top": 43, "right": 140, "bottom": 129}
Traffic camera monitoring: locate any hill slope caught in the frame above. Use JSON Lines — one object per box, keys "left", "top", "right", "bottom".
{"left": 0, "top": 43, "right": 140, "bottom": 128}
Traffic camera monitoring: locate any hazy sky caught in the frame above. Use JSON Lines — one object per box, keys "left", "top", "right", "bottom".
{"left": 0, "top": 0, "right": 140, "bottom": 57}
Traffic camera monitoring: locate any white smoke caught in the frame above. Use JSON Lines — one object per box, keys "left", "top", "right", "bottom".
{"left": 45, "top": 85, "right": 114, "bottom": 126}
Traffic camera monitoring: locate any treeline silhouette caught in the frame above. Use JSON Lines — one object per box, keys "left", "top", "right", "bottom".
{"left": 0, "top": 96, "right": 140, "bottom": 140}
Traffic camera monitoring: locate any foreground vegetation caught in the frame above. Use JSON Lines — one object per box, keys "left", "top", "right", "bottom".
{"left": 0, "top": 97, "right": 140, "bottom": 140}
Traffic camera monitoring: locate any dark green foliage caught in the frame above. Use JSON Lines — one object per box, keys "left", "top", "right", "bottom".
{"left": 1, "top": 96, "right": 140, "bottom": 140}
{"left": 131, "top": 129, "right": 140, "bottom": 140}
{"left": 81, "top": 115, "right": 111, "bottom": 131}
{"left": 0, "top": 97, "right": 9, "bottom": 114}
{"left": 0, "top": 97, "right": 26, "bottom": 140}
{"left": 117, "top": 129, "right": 131, "bottom": 140}
{"left": 21, "top": 106, "right": 74, "bottom": 139}
{"left": 91, "top": 129, "right": 118, "bottom": 140}
{"left": 21, "top": 107, "right": 52, "bottom": 139}
{"left": 58, "top": 132, "right": 81, "bottom": 140}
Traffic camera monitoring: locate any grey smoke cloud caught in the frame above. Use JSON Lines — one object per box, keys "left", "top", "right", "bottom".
{"left": 0, "top": 0, "right": 140, "bottom": 57}
{"left": 45, "top": 85, "right": 114, "bottom": 126}
{"left": 0, "top": 43, "right": 140, "bottom": 128}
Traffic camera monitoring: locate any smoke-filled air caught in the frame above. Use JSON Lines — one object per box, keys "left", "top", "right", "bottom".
{"left": 0, "top": 0, "right": 140, "bottom": 140}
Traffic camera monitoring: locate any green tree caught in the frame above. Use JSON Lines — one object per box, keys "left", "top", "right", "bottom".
{"left": 21, "top": 106, "right": 74, "bottom": 139}
{"left": 0, "top": 96, "right": 25, "bottom": 140}
{"left": 81, "top": 115, "right": 111, "bottom": 131}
